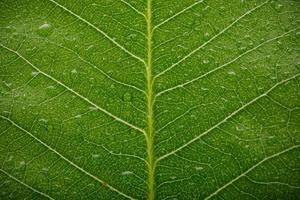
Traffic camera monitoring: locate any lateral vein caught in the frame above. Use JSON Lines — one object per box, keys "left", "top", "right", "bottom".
{"left": 47, "top": 0, "right": 146, "bottom": 64}
{"left": 120, "top": 0, "right": 146, "bottom": 19}
{"left": 0, "top": 116, "right": 135, "bottom": 200}
{"left": 38, "top": 37, "right": 146, "bottom": 94}
{"left": 155, "top": 28, "right": 298, "bottom": 98}
{"left": 0, "top": 168, "right": 55, "bottom": 200}
{"left": 154, "top": 0, "right": 270, "bottom": 79}
{"left": 0, "top": 44, "right": 145, "bottom": 135}
{"left": 204, "top": 145, "right": 300, "bottom": 199}
{"left": 156, "top": 73, "right": 300, "bottom": 162}
{"left": 153, "top": 0, "right": 204, "bottom": 31}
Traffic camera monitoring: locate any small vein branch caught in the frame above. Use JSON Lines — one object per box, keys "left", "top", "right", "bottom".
{"left": 120, "top": 0, "right": 146, "bottom": 19}
{"left": 84, "top": 139, "right": 148, "bottom": 164}
{"left": 156, "top": 73, "right": 300, "bottom": 162}
{"left": 155, "top": 28, "right": 298, "bottom": 98}
{"left": 0, "top": 44, "right": 145, "bottom": 135}
{"left": 0, "top": 116, "right": 135, "bottom": 200}
{"left": 0, "top": 168, "right": 55, "bottom": 200}
{"left": 204, "top": 145, "right": 300, "bottom": 199}
{"left": 47, "top": 0, "right": 146, "bottom": 65}
{"left": 153, "top": 0, "right": 204, "bottom": 31}
{"left": 40, "top": 38, "right": 146, "bottom": 94}
{"left": 154, "top": 0, "right": 270, "bottom": 79}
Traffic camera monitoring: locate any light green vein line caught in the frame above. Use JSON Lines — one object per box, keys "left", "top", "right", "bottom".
{"left": 244, "top": 176, "right": 300, "bottom": 189}
{"left": 0, "top": 116, "right": 135, "bottom": 200}
{"left": 120, "top": 0, "right": 146, "bottom": 19}
{"left": 204, "top": 145, "right": 300, "bottom": 199}
{"left": 155, "top": 28, "right": 299, "bottom": 98}
{"left": 47, "top": 0, "right": 146, "bottom": 64}
{"left": 0, "top": 168, "right": 55, "bottom": 200}
{"left": 156, "top": 73, "right": 300, "bottom": 162}
{"left": 36, "top": 37, "right": 146, "bottom": 94}
{"left": 154, "top": 0, "right": 270, "bottom": 79}
{"left": 0, "top": 44, "right": 145, "bottom": 135}
{"left": 146, "top": 0, "right": 155, "bottom": 199}
{"left": 153, "top": 0, "right": 204, "bottom": 31}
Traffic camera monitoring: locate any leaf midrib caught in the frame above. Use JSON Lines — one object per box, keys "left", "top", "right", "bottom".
{"left": 145, "top": 0, "right": 155, "bottom": 199}
{"left": 1, "top": 0, "right": 299, "bottom": 199}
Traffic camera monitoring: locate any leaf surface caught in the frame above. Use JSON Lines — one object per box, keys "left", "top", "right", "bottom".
{"left": 0, "top": 0, "right": 300, "bottom": 199}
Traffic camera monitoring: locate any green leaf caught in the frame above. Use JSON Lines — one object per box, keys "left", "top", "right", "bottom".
{"left": 1, "top": 0, "right": 299, "bottom": 199}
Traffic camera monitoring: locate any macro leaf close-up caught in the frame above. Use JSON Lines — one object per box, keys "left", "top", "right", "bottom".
{"left": 0, "top": 0, "right": 300, "bottom": 199}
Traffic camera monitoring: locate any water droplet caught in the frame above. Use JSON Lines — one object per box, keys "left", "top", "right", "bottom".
{"left": 92, "top": 154, "right": 100, "bottom": 158}
{"left": 123, "top": 92, "right": 132, "bottom": 102}
{"left": 37, "top": 23, "right": 53, "bottom": 37}
{"left": 31, "top": 71, "right": 39, "bottom": 76}
{"left": 190, "top": 114, "right": 196, "bottom": 119}
{"left": 42, "top": 167, "right": 49, "bottom": 171}
{"left": 203, "top": 59, "right": 210, "bottom": 64}
{"left": 227, "top": 71, "right": 236, "bottom": 75}
{"left": 47, "top": 85, "right": 55, "bottom": 89}
{"left": 39, "top": 118, "right": 48, "bottom": 123}
{"left": 86, "top": 45, "right": 94, "bottom": 51}
{"left": 121, "top": 171, "right": 133, "bottom": 175}
{"left": 239, "top": 46, "right": 247, "bottom": 53}
{"left": 65, "top": 34, "right": 76, "bottom": 41}
{"left": 195, "top": 166, "right": 203, "bottom": 171}
{"left": 204, "top": 32, "right": 210, "bottom": 40}
{"left": 89, "top": 106, "right": 97, "bottom": 111}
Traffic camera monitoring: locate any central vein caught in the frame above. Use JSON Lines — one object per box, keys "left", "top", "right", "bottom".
{"left": 146, "top": 0, "right": 155, "bottom": 199}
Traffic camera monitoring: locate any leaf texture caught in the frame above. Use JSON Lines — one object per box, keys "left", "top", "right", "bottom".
{"left": 0, "top": 0, "right": 300, "bottom": 199}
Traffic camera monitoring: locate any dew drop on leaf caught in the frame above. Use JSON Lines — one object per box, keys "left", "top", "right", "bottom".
{"left": 31, "top": 71, "right": 39, "bottom": 76}
{"left": 39, "top": 118, "right": 48, "bottom": 123}
{"left": 92, "top": 154, "right": 100, "bottom": 158}
{"left": 42, "top": 167, "right": 49, "bottom": 172}
{"left": 203, "top": 59, "right": 210, "bottom": 64}
{"left": 75, "top": 114, "right": 82, "bottom": 118}
{"left": 86, "top": 45, "right": 94, "bottom": 51}
{"left": 121, "top": 171, "right": 133, "bottom": 175}
{"left": 227, "top": 71, "right": 236, "bottom": 75}
{"left": 37, "top": 23, "right": 53, "bottom": 37}
{"left": 19, "top": 161, "right": 26, "bottom": 166}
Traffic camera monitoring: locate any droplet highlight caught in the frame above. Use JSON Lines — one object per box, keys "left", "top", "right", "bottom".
{"left": 37, "top": 23, "right": 53, "bottom": 37}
